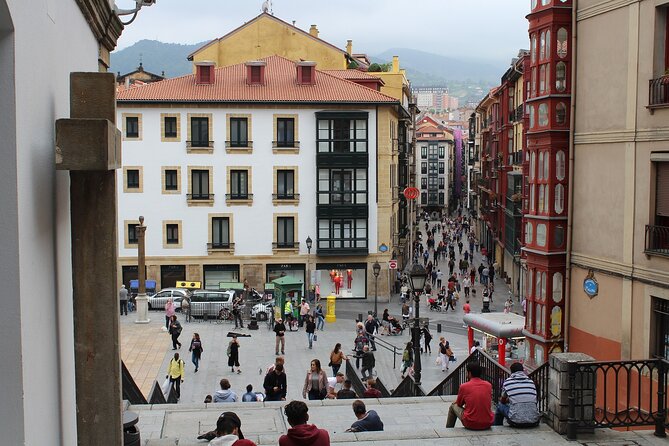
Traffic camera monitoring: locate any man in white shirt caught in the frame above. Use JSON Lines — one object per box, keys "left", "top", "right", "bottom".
{"left": 327, "top": 372, "right": 345, "bottom": 398}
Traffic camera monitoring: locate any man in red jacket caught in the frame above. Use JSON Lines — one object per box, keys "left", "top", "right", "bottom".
{"left": 279, "top": 401, "right": 330, "bottom": 446}
{"left": 446, "top": 363, "right": 494, "bottom": 430}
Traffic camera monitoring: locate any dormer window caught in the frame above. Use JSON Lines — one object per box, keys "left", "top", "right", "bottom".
{"left": 296, "top": 61, "right": 316, "bottom": 85}
{"left": 245, "top": 61, "right": 266, "bottom": 85}
{"left": 195, "top": 61, "right": 215, "bottom": 85}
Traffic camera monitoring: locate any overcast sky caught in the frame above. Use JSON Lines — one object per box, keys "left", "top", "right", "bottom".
{"left": 115, "top": 0, "right": 530, "bottom": 62}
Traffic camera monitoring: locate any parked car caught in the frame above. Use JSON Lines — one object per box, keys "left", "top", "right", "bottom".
{"left": 147, "top": 288, "right": 190, "bottom": 310}
{"left": 251, "top": 300, "right": 274, "bottom": 321}
{"left": 189, "top": 289, "right": 235, "bottom": 318}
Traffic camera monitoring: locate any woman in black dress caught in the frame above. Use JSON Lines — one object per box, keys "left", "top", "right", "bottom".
{"left": 227, "top": 334, "right": 241, "bottom": 374}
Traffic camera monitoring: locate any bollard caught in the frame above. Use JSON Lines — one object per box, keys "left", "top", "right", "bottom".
{"left": 325, "top": 295, "right": 337, "bottom": 323}
{"left": 437, "top": 323, "right": 442, "bottom": 333}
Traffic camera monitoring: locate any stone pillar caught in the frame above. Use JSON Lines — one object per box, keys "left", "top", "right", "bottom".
{"left": 66, "top": 72, "right": 122, "bottom": 445}
{"left": 547, "top": 352, "right": 595, "bottom": 435}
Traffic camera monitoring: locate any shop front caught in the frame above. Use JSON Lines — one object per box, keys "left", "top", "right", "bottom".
{"left": 315, "top": 262, "right": 367, "bottom": 299}
{"left": 161, "top": 265, "right": 186, "bottom": 289}
{"left": 463, "top": 312, "right": 526, "bottom": 367}
{"left": 203, "top": 264, "right": 240, "bottom": 290}
{"left": 266, "top": 264, "right": 306, "bottom": 297}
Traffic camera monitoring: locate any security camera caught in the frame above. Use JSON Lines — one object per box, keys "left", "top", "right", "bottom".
{"left": 137, "top": 0, "right": 156, "bottom": 5}
{"left": 114, "top": 0, "right": 157, "bottom": 20}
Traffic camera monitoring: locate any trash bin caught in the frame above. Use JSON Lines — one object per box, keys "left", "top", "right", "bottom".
{"left": 123, "top": 411, "right": 140, "bottom": 446}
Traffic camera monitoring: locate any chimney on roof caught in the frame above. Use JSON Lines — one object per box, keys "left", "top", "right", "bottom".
{"left": 195, "top": 61, "right": 215, "bottom": 85}
{"left": 392, "top": 56, "right": 400, "bottom": 73}
{"left": 296, "top": 61, "right": 316, "bottom": 85}
{"left": 245, "top": 60, "right": 266, "bottom": 85}
{"left": 346, "top": 40, "right": 353, "bottom": 54}
{"left": 309, "top": 24, "right": 319, "bottom": 38}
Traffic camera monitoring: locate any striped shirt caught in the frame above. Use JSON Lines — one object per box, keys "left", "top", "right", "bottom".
{"left": 501, "top": 371, "right": 540, "bottom": 425}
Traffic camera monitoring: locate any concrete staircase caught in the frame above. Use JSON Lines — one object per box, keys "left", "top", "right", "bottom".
{"left": 129, "top": 396, "right": 667, "bottom": 446}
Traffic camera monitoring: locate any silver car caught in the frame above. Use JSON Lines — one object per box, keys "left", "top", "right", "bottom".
{"left": 189, "top": 289, "right": 235, "bottom": 318}
{"left": 147, "top": 288, "right": 189, "bottom": 311}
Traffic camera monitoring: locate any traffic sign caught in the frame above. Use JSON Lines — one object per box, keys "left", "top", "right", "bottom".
{"left": 403, "top": 187, "right": 420, "bottom": 200}
{"left": 388, "top": 260, "right": 398, "bottom": 269}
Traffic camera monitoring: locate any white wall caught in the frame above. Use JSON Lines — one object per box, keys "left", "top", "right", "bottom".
{"left": 2, "top": 1, "right": 100, "bottom": 444}
{"left": 117, "top": 106, "right": 379, "bottom": 258}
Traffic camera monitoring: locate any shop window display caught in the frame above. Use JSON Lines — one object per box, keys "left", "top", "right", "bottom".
{"left": 266, "top": 264, "right": 306, "bottom": 296}
{"left": 203, "top": 265, "right": 240, "bottom": 289}
{"left": 315, "top": 264, "right": 367, "bottom": 299}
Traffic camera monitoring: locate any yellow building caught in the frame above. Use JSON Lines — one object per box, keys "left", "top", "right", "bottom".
{"left": 188, "top": 12, "right": 352, "bottom": 70}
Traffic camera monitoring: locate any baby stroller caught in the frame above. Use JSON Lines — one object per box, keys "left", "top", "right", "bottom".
{"left": 428, "top": 296, "right": 441, "bottom": 312}
{"left": 388, "top": 317, "right": 403, "bottom": 335}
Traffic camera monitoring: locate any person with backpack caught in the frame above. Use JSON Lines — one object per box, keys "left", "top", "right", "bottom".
{"left": 228, "top": 334, "right": 241, "bottom": 374}
{"left": 438, "top": 337, "right": 453, "bottom": 372}
{"left": 188, "top": 332, "right": 203, "bottom": 372}
{"left": 166, "top": 352, "right": 185, "bottom": 400}
{"left": 353, "top": 332, "right": 369, "bottom": 369}
{"left": 168, "top": 314, "right": 182, "bottom": 350}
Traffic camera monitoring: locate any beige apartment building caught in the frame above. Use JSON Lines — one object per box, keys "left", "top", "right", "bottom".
{"left": 568, "top": 0, "right": 669, "bottom": 362}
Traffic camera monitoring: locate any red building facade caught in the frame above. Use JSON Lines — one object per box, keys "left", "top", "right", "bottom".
{"left": 522, "top": 0, "right": 572, "bottom": 365}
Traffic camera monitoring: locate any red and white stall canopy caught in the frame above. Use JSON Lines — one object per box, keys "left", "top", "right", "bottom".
{"left": 463, "top": 312, "right": 526, "bottom": 339}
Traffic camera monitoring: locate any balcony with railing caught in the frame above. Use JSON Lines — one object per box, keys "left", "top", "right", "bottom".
{"left": 648, "top": 76, "right": 669, "bottom": 110}
{"left": 186, "top": 140, "right": 214, "bottom": 153}
{"left": 272, "top": 241, "right": 300, "bottom": 251}
{"left": 207, "top": 242, "right": 235, "bottom": 253}
{"left": 645, "top": 224, "right": 669, "bottom": 256}
{"left": 272, "top": 193, "right": 300, "bottom": 204}
{"left": 186, "top": 193, "right": 214, "bottom": 206}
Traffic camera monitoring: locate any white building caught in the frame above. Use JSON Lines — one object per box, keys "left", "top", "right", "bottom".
{"left": 415, "top": 117, "right": 454, "bottom": 214}
{"left": 117, "top": 56, "right": 404, "bottom": 299}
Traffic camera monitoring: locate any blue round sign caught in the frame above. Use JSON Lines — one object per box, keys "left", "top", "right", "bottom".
{"left": 379, "top": 244, "right": 389, "bottom": 253}
{"left": 583, "top": 278, "right": 598, "bottom": 298}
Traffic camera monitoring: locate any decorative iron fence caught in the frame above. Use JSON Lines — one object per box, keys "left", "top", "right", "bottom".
{"left": 427, "top": 349, "right": 510, "bottom": 405}
{"left": 391, "top": 375, "right": 426, "bottom": 397}
{"left": 645, "top": 224, "right": 669, "bottom": 256}
{"left": 567, "top": 358, "right": 668, "bottom": 440}
{"left": 528, "top": 360, "right": 550, "bottom": 415}
{"left": 649, "top": 76, "right": 669, "bottom": 107}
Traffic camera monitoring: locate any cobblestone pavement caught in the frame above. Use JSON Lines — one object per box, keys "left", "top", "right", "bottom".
{"left": 120, "top": 218, "right": 516, "bottom": 403}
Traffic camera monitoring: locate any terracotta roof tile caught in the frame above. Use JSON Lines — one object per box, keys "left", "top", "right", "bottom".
{"left": 117, "top": 55, "right": 398, "bottom": 104}
{"left": 323, "top": 70, "right": 382, "bottom": 81}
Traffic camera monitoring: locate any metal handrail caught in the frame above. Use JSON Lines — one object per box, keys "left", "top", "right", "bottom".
{"left": 391, "top": 375, "right": 426, "bottom": 397}
{"left": 345, "top": 357, "right": 366, "bottom": 398}
{"left": 366, "top": 330, "right": 401, "bottom": 369}
{"left": 528, "top": 360, "right": 550, "bottom": 415}
{"left": 187, "top": 193, "right": 214, "bottom": 200}
{"left": 225, "top": 193, "right": 253, "bottom": 200}
{"left": 645, "top": 224, "right": 669, "bottom": 256}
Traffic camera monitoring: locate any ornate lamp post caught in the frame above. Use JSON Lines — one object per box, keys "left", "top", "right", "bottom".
{"left": 372, "top": 261, "right": 381, "bottom": 317}
{"left": 306, "top": 236, "right": 313, "bottom": 300}
{"left": 408, "top": 263, "right": 428, "bottom": 385}
{"left": 134, "top": 216, "right": 150, "bottom": 323}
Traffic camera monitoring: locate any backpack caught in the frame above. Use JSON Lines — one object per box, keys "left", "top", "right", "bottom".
{"left": 402, "top": 349, "right": 410, "bottom": 362}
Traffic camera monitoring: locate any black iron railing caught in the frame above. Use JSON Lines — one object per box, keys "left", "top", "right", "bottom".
{"left": 391, "top": 375, "right": 426, "bottom": 397}
{"left": 427, "top": 349, "right": 510, "bottom": 405}
{"left": 225, "top": 140, "right": 253, "bottom": 148}
{"left": 366, "top": 330, "right": 401, "bottom": 369}
{"left": 122, "top": 360, "right": 147, "bottom": 404}
{"left": 187, "top": 193, "right": 214, "bottom": 200}
{"left": 272, "top": 193, "right": 300, "bottom": 200}
{"left": 207, "top": 242, "right": 234, "bottom": 251}
{"left": 375, "top": 377, "right": 392, "bottom": 398}
{"left": 272, "top": 242, "right": 300, "bottom": 249}
{"left": 649, "top": 76, "right": 669, "bottom": 107}
{"left": 272, "top": 141, "right": 300, "bottom": 148}
{"left": 345, "top": 357, "right": 366, "bottom": 398}
{"left": 528, "top": 360, "right": 550, "bottom": 415}
{"left": 567, "top": 358, "right": 668, "bottom": 440}
{"left": 645, "top": 225, "right": 669, "bottom": 256}
{"left": 186, "top": 140, "right": 214, "bottom": 148}
{"left": 225, "top": 193, "right": 253, "bottom": 200}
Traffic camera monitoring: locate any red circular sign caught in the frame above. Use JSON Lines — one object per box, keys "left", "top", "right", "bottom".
{"left": 403, "top": 187, "right": 420, "bottom": 200}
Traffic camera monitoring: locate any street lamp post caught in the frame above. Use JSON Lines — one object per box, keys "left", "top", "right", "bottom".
{"left": 135, "top": 216, "right": 150, "bottom": 324}
{"left": 306, "top": 236, "right": 313, "bottom": 300}
{"left": 408, "top": 263, "right": 428, "bottom": 386}
{"left": 372, "top": 261, "right": 381, "bottom": 317}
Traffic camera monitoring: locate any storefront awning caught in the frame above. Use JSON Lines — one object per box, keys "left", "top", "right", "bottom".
{"left": 463, "top": 312, "right": 526, "bottom": 339}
